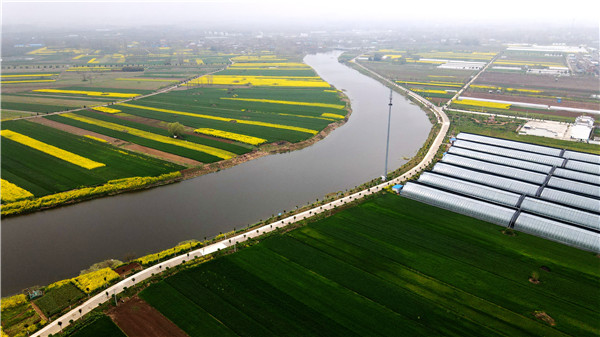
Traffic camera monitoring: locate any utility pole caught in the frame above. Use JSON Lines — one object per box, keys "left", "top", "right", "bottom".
{"left": 383, "top": 88, "right": 393, "bottom": 181}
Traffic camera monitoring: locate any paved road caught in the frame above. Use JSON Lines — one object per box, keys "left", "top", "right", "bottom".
{"left": 32, "top": 60, "right": 451, "bottom": 337}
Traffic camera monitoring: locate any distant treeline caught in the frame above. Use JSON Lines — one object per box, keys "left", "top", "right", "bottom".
{"left": 122, "top": 66, "right": 145, "bottom": 72}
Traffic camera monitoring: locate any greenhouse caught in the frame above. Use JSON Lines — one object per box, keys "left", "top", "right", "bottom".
{"left": 514, "top": 213, "right": 600, "bottom": 253}
{"left": 520, "top": 197, "right": 600, "bottom": 231}
{"left": 401, "top": 182, "right": 517, "bottom": 226}
{"left": 547, "top": 176, "right": 600, "bottom": 199}
{"left": 441, "top": 154, "right": 548, "bottom": 184}
{"left": 456, "top": 133, "right": 563, "bottom": 157}
{"left": 453, "top": 140, "right": 565, "bottom": 167}
{"left": 432, "top": 163, "right": 540, "bottom": 195}
{"left": 539, "top": 188, "right": 600, "bottom": 214}
{"left": 564, "top": 160, "right": 600, "bottom": 175}
{"left": 553, "top": 167, "right": 600, "bottom": 185}
{"left": 402, "top": 133, "right": 599, "bottom": 252}
{"left": 418, "top": 172, "right": 521, "bottom": 207}
{"left": 447, "top": 146, "right": 552, "bottom": 174}
{"left": 563, "top": 150, "right": 600, "bottom": 165}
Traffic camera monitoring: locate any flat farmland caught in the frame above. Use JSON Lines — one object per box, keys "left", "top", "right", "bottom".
{"left": 107, "top": 296, "right": 189, "bottom": 337}
{"left": 1, "top": 119, "right": 182, "bottom": 200}
{"left": 474, "top": 72, "right": 599, "bottom": 99}
{"left": 138, "top": 195, "right": 600, "bottom": 337}
{"left": 46, "top": 109, "right": 252, "bottom": 163}
{"left": 67, "top": 315, "right": 127, "bottom": 337}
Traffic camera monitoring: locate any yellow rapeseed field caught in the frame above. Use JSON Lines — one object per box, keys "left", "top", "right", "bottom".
{"left": 220, "top": 97, "right": 345, "bottom": 109}
{"left": 2, "top": 172, "right": 181, "bottom": 217}
{"left": 92, "top": 106, "right": 121, "bottom": 113}
{"left": 231, "top": 55, "right": 287, "bottom": 61}
{"left": 1, "top": 130, "right": 106, "bottom": 169}
{"left": 194, "top": 128, "right": 267, "bottom": 145}
{"left": 0, "top": 294, "right": 27, "bottom": 312}
{"left": 33, "top": 89, "right": 140, "bottom": 98}
{"left": 1, "top": 80, "right": 57, "bottom": 84}
{"left": 321, "top": 113, "right": 345, "bottom": 119}
{"left": 0, "top": 74, "right": 58, "bottom": 78}
{"left": 410, "top": 88, "right": 449, "bottom": 94}
{"left": 66, "top": 66, "right": 112, "bottom": 72}
{"left": 61, "top": 113, "right": 236, "bottom": 160}
{"left": 116, "top": 78, "right": 177, "bottom": 83}
{"left": 396, "top": 80, "right": 463, "bottom": 88}
{"left": 1, "top": 179, "right": 33, "bottom": 203}
{"left": 453, "top": 99, "right": 511, "bottom": 110}
{"left": 84, "top": 135, "right": 108, "bottom": 143}
{"left": 119, "top": 103, "right": 319, "bottom": 135}
{"left": 136, "top": 241, "right": 202, "bottom": 266}
{"left": 187, "top": 75, "right": 330, "bottom": 88}
{"left": 72, "top": 268, "right": 120, "bottom": 293}
{"left": 230, "top": 62, "right": 309, "bottom": 68}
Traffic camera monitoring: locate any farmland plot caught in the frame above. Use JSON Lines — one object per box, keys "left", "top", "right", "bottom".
{"left": 140, "top": 195, "right": 599, "bottom": 337}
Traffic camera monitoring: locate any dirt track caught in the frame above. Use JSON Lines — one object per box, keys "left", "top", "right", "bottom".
{"left": 107, "top": 296, "right": 189, "bottom": 337}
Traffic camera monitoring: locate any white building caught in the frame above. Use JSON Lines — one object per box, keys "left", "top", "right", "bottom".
{"left": 437, "top": 61, "right": 485, "bottom": 70}
{"left": 570, "top": 116, "right": 595, "bottom": 141}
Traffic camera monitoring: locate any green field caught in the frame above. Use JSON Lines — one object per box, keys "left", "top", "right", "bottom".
{"left": 111, "top": 87, "right": 346, "bottom": 143}
{"left": 46, "top": 110, "right": 252, "bottom": 163}
{"left": 66, "top": 315, "right": 127, "bottom": 337}
{"left": 139, "top": 194, "right": 600, "bottom": 336}
{"left": 1, "top": 119, "right": 183, "bottom": 198}
{"left": 34, "top": 283, "right": 85, "bottom": 318}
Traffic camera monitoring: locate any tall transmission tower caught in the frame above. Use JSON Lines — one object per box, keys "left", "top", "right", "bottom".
{"left": 383, "top": 88, "right": 393, "bottom": 181}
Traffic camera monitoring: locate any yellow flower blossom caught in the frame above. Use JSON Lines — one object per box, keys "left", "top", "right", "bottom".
{"left": 321, "top": 113, "right": 345, "bottom": 119}
{"left": 0, "top": 74, "right": 58, "bottom": 78}
{"left": 92, "top": 106, "right": 121, "bottom": 113}
{"left": 1, "top": 130, "right": 105, "bottom": 169}
{"left": 84, "top": 135, "right": 107, "bottom": 143}
{"left": 453, "top": 99, "right": 511, "bottom": 110}
{"left": 1, "top": 80, "right": 56, "bottom": 84}
{"left": 61, "top": 113, "right": 236, "bottom": 160}
{"left": 194, "top": 128, "right": 267, "bottom": 145}
{"left": 72, "top": 268, "right": 119, "bottom": 293}
{"left": 1, "top": 179, "right": 34, "bottom": 203}
{"left": 220, "top": 97, "right": 345, "bottom": 109}
{"left": 396, "top": 80, "right": 463, "bottom": 88}
{"left": 230, "top": 62, "right": 308, "bottom": 68}
{"left": 136, "top": 241, "right": 202, "bottom": 266}
{"left": 1, "top": 294, "right": 27, "bottom": 312}
{"left": 186, "top": 75, "right": 329, "bottom": 88}
{"left": 33, "top": 89, "right": 139, "bottom": 98}
{"left": 119, "top": 103, "right": 319, "bottom": 135}
{"left": 1, "top": 172, "right": 181, "bottom": 217}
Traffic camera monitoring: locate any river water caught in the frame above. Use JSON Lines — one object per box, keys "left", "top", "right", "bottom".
{"left": 1, "top": 51, "right": 431, "bottom": 296}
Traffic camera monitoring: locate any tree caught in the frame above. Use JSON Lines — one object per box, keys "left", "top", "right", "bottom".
{"left": 167, "top": 122, "right": 185, "bottom": 138}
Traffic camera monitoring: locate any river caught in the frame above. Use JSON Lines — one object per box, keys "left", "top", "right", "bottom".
{"left": 1, "top": 51, "right": 431, "bottom": 296}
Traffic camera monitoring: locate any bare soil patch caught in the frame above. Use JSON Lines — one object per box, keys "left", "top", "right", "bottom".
{"left": 477, "top": 72, "right": 599, "bottom": 94}
{"left": 533, "top": 311, "right": 556, "bottom": 326}
{"left": 114, "top": 262, "right": 143, "bottom": 277}
{"left": 30, "top": 302, "right": 48, "bottom": 321}
{"left": 107, "top": 296, "right": 189, "bottom": 337}
{"left": 463, "top": 92, "right": 600, "bottom": 110}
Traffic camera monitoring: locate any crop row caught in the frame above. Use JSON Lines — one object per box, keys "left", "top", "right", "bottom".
{"left": 140, "top": 195, "right": 599, "bottom": 337}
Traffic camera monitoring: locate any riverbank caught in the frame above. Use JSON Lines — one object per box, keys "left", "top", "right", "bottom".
{"left": 2, "top": 51, "right": 433, "bottom": 297}
{"left": 1, "top": 90, "right": 352, "bottom": 218}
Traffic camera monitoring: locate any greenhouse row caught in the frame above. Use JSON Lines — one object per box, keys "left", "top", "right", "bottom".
{"left": 401, "top": 134, "right": 599, "bottom": 253}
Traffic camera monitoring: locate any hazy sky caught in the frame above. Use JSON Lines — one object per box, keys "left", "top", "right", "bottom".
{"left": 2, "top": 0, "right": 599, "bottom": 29}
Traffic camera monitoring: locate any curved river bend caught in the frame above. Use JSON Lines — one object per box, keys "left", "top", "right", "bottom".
{"left": 1, "top": 51, "right": 431, "bottom": 295}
